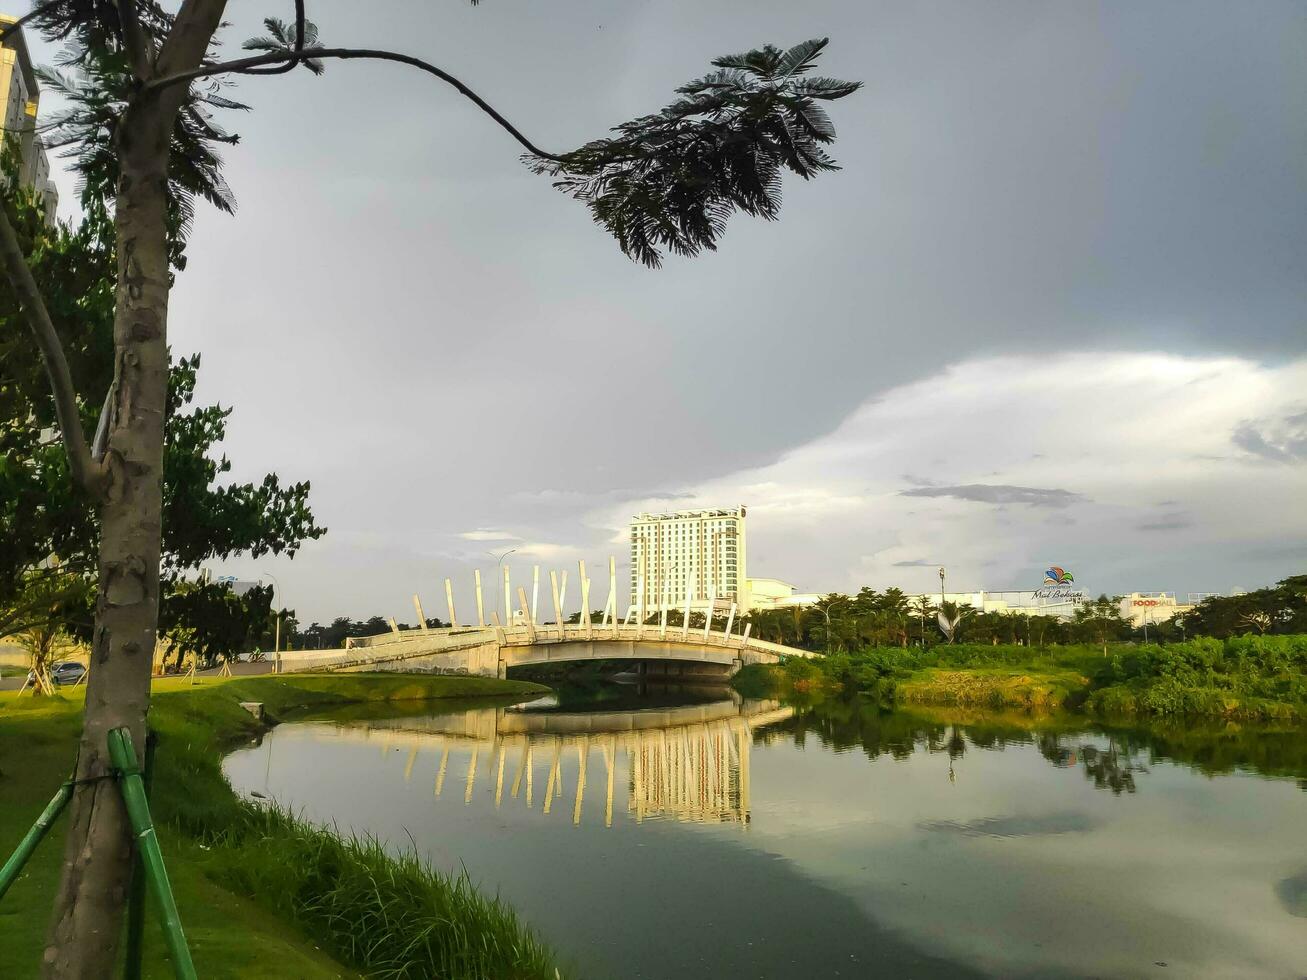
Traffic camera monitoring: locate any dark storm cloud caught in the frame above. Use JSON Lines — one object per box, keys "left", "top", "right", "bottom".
{"left": 900, "top": 484, "right": 1084, "bottom": 508}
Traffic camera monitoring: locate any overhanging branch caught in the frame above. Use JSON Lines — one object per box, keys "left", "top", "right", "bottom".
{"left": 243, "top": 0, "right": 305, "bottom": 76}
{"left": 0, "top": 196, "right": 105, "bottom": 496}
{"left": 146, "top": 45, "right": 565, "bottom": 162}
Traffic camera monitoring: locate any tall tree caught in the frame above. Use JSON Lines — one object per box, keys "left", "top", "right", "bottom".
{"left": 0, "top": 5, "right": 859, "bottom": 974}
{"left": 1, "top": 178, "right": 323, "bottom": 672}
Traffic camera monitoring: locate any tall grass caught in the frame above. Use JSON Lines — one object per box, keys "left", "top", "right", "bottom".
{"left": 205, "top": 807, "right": 559, "bottom": 980}
{"left": 141, "top": 674, "right": 562, "bottom": 979}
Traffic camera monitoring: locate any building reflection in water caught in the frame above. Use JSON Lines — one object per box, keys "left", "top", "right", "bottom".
{"left": 334, "top": 697, "right": 792, "bottom": 828}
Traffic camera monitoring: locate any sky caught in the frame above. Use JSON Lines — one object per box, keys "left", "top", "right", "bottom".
{"left": 31, "top": 0, "right": 1307, "bottom": 623}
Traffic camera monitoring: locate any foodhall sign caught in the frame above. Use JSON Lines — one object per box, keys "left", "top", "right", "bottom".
{"left": 1033, "top": 566, "right": 1088, "bottom": 603}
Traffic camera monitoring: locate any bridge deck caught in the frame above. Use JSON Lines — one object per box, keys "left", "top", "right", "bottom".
{"left": 277, "top": 621, "right": 809, "bottom": 676}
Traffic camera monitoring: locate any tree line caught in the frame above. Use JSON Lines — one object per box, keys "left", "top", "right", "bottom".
{"left": 740, "top": 575, "right": 1306, "bottom": 653}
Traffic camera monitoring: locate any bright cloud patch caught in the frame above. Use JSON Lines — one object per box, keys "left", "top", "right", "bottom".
{"left": 601, "top": 353, "right": 1307, "bottom": 597}
{"left": 459, "top": 529, "right": 522, "bottom": 542}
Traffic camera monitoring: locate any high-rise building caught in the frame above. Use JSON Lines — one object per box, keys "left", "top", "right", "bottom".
{"left": 629, "top": 507, "right": 747, "bottom": 617}
{"left": 1, "top": 15, "right": 58, "bottom": 222}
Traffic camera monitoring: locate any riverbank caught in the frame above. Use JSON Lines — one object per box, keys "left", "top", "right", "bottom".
{"left": 737, "top": 635, "right": 1307, "bottom": 722}
{"left": 0, "top": 673, "right": 555, "bottom": 979}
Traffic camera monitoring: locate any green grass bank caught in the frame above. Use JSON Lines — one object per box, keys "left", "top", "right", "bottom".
{"left": 0, "top": 673, "right": 557, "bottom": 980}
{"left": 739, "top": 635, "right": 1307, "bottom": 721}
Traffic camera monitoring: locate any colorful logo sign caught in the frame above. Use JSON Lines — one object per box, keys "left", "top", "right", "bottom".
{"left": 1043, "top": 566, "right": 1074, "bottom": 586}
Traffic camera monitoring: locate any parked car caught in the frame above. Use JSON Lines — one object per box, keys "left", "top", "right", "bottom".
{"left": 27, "top": 661, "right": 87, "bottom": 686}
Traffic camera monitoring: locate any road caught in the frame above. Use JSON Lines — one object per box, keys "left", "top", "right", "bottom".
{"left": 0, "top": 658, "right": 279, "bottom": 692}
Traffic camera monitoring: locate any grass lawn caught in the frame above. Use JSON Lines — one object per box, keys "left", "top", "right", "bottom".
{"left": 0, "top": 672, "right": 549, "bottom": 979}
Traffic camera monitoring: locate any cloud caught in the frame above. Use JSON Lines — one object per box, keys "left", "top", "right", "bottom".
{"left": 459, "top": 529, "right": 522, "bottom": 542}
{"left": 1232, "top": 413, "right": 1307, "bottom": 463}
{"left": 596, "top": 352, "right": 1307, "bottom": 598}
{"left": 900, "top": 484, "right": 1083, "bottom": 508}
{"left": 1136, "top": 517, "right": 1194, "bottom": 532}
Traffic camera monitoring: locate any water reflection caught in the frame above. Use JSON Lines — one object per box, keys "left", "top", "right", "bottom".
{"left": 760, "top": 697, "right": 1307, "bottom": 791}
{"left": 274, "top": 694, "right": 790, "bottom": 828}
{"left": 225, "top": 690, "right": 1307, "bottom": 979}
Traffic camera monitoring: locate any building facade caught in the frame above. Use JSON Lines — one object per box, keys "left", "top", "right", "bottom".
{"left": 745, "top": 578, "right": 822, "bottom": 611}
{"left": 1, "top": 15, "right": 58, "bottom": 222}
{"left": 630, "top": 507, "right": 747, "bottom": 617}
{"left": 1118, "top": 592, "right": 1194, "bottom": 629}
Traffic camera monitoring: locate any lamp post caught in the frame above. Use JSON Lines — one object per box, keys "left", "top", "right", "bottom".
{"left": 489, "top": 549, "right": 517, "bottom": 626}
{"left": 260, "top": 571, "right": 282, "bottom": 675}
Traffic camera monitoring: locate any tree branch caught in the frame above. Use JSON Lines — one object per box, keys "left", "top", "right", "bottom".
{"left": 116, "top": 0, "right": 156, "bottom": 80}
{"left": 156, "top": 0, "right": 228, "bottom": 79}
{"left": 146, "top": 45, "right": 565, "bottom": 162}
{"left": 242, "top": 0, "right": 306, "bottom": 76}
{"left": 0, "top": 196, "right": 105, "bottom": 496}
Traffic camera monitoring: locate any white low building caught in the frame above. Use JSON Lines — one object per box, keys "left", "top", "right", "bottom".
{"left": 1118, "top": 593, "right": 1194, "bottom": 628}
{"left": 746, "top": 578, "right": 822, "bottom": 611}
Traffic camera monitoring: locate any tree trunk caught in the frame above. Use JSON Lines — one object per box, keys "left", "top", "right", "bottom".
{"left": 42, "top": 107, "right": 175, "bottom": 980}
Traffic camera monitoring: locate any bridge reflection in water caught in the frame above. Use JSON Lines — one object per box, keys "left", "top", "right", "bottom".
{"left": 318, "top": 697, "right": 792, "bottom": 828}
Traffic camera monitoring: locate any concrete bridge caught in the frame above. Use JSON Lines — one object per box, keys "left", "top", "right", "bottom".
{"left": 276, "top": 557, "right": 812, "bottom": 678}
{"left": 278, "top": 619, "right": 809, "bottom": 679}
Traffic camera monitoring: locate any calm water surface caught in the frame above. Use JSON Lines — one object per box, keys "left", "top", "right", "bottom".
{"left": 223, "top": 686, "right": 1307, "bottom": 979}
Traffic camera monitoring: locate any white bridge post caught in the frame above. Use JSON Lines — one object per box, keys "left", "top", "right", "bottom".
{"left": 635, "top": 539, "right": 646, "bottom": 638}
{"left": 659, "top": 567, "right": 669, "bottom": 638}
{"left": 741, "top": 622, "right": 752, "bottom": 649}
{"left": 445, "top": 578, "right": 458, "bottom": 628}
{"left": 724, "top": 602, "right": 737, "bottom": 642}
{"left": 550, "top": 570, "right": 565, "bottom": 641}
{"left": 474, "top": 570, "right": 485, "bottom": 628}
{"left": 518, "top": 586, "right": 535, "bottom": 643}
{"left": 531, "top": 565, "right": 540, "bottom": 625}
{"left": 703, "top": 593, "right": 716, "bottom": 641}
{"left": 503, "top": 565, "right": 512, "bottom": 630}
{"left": 413, "top": 594, "right": 428, "bottom": 632}
{"left": 607, "top": 556, "right": 617, "bottom": 636}
{"left": 580, "top": 560, "right": 593, "bottom": 640}
{"left": 682, "top": 573, "right": 693, "bottom": 640}
{"left": 558, "top": 570, "right": 569, "bottom": 625}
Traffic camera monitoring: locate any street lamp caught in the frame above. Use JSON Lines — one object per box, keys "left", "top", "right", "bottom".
{"left": 488, "top": 549, "right": 517, "bottom": 625}
{"left": 260, "top": 570, "right": 282, "bottom": 675}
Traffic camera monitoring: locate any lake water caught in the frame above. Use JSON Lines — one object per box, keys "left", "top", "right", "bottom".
{"left": 223, "top": 685, "right": 1307, "bottom": 979}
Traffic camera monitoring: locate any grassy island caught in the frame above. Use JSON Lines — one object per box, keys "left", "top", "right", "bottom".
{"left": 739, "top": 635, "right": 1307, "bottom": 723}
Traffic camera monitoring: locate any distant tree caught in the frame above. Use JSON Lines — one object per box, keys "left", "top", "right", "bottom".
{"left": 0, "top": 565, "right": 92, "bottom": 693}
{"left": 1073, "top": 595, "right": 1130, "bottom": 656}
{"left": 1183, "top": 576, "right": 1307, "bottom": 638}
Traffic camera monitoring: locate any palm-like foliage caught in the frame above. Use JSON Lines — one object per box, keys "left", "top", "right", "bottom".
{"left": 38, "top": 50, "right": 245, "bottom": 241}
{"left": 528, "top": 37, "right": 860, "bottom": 267}
{"left": 242, "top": 16, "right": 326, "bottom": 75}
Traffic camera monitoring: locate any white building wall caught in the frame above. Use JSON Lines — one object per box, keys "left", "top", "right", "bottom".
{"left": 630, "top": 507, "right": 747, "bottom": 614}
